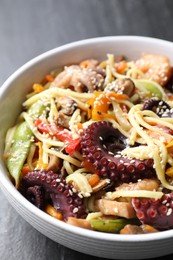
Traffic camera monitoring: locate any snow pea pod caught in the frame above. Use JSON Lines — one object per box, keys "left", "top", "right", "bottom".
{"left": 134, "top": 79, "right": 165, "bottom": 100}
{"left": 90, "top": 218, "right": 139, "bottom": 233}
{"left": 6, "top": 121, "right": 33, "bottom": 188}
{"left": 28, "top": 101, "right": 47, "bottom": 119}
{"left": 6, "top": 102, "right": 47, "bottom": 187}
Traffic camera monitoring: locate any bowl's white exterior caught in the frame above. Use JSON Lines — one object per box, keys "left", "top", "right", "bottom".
{"left": 1, "top": 36, "right": 173, "bottom": 259}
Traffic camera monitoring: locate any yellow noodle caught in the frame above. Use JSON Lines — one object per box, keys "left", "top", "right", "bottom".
{"left": 104, "top": 63, "right": 114, "bottom": 85}
{"left": 48, "top": 98, "right": 59, "bottom": 124}
{"left": 127, "top": 128, "right": 138, "bottom": 145}
{"left": 112, "top": 102, "right": 131, "bottom": 131}
{"left": 121, "top": 146, "right": 152, "bottom": 160}
{"left": 72, "top": 151, "right": 83, "bottom": 161}
{"left": 23, "top": 112, "right": 65, "bottom": 147}
{"left": 145, "top": 116, "right": 173, "bottom": 130}
{"left": 69, "top": 108, "right": 81, "bottom": 138}
{"left": 72, "top": 168, "right": 88, "bottom": 174}
{"left": 66, "top": 172, "right": 92, "bottom": 197}
{"left": 106, "top": 118, "right": 130, "bottom": 138}
{"left": 126, "top": 68, "right": 146, "bottom": 79}
{"left": 23, "top": 87, "right": 94, "bottom": 107}
{"left": 42, "top": 142, "right": 50, "bottom": 164}
{"left": 45, "top": 148, "right": 81, "bottom": 167}
{"left": 107, "top": 54, "right": 126, "bottom": 79}
{"left": 128, "top": 105, "right": 173, "bottom": 190}
{"left": 63, "top": 160, "right": 74, "bottom": 175}
{"left": 71, "top": 97, "right": 88, "bottom": 111}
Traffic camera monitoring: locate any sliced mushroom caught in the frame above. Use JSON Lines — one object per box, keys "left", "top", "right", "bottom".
{"left": 56, "top": 113, "right": 70, "bottom": 129}
{"left": 54, "top": 97, "right": 77, "bottom": 128}
{"left": 105, "top": 78, "right": 135, "bottom": 97}
{"left": 47, "top": 155, "right": 61, "bottom": 171}
{"left": 57, "top": 96, "right": 77, "bottom": 116}
{"left": 92, "top": 179, "right": 111, "bottom": 193}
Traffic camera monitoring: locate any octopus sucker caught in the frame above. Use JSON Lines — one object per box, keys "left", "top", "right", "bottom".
{"left": 20, "top": 170, "right": 87, "bottom": 220}
{"left": 132, "top": 193, "right": 173, "bottom": 230}
{"left": 143, "top": 98, "right": 173, "bottom": 118}
{"left": 25, "top": 185, "right": 44, "bottom": 209}
{"left": 80, "top": 121, "right": 155, "bottom": 182}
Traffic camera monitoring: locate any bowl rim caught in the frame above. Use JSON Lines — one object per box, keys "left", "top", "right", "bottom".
{"left": 1, "top": 35, "right": 173, "bottom": 242}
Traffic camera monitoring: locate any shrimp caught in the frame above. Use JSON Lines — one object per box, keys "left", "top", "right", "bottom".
{"left": 116, "top": 178, "right": 160, "bottom": 192}
{"left": 136, "top": 53, "right": 172, "bottom": 87}
{"left": 51, "top": 62, "right": 105, "bottom": 92}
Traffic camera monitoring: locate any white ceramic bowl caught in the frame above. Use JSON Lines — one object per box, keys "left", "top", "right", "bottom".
{"left": 1, "top": 36, "right": 173, "bottom": 260}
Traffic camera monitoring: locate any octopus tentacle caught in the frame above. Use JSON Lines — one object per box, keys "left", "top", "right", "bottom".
{"left": 25, "top": 185, "right": 44, "bottom": 209}
{"left": 143, "top": 99, "right": 173, "bottom": 118}
{"left": 132, "top": 193, "right": 173, "bottom": 230}
{"left": 20, "top": 170, "right": 87, "bottom": 220}
{"left": 80, "top": 121, "right": 155, "bottom": 182}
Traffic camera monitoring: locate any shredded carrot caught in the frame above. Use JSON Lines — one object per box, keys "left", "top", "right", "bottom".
{"left": 87, "top": 91, "right": 128, "bottom": 121}
{"left": 167, "top": 140, "right": 173, "bottom": 153}
{"left": 45, "top": 74, "right": 54, "bottom": 82}
{"left": 33, "top": 83, "right": 44, "bottom": 93}
{"left": 45, "top": 204, "right": 63, "bottom": 220}
{"left": 142, "top": 224, "right": 158, "bottom": 233}
{"left": 67, "top": 217, "right": 92, "bottom": 230}
{"left": 36, "top": 142, "right": 48, "bottom": 170}
{"left": 115, "top": 61, "right": 127, "bottom": 73}
{"left": 79, "top": 60, "right": 92, "bottom": 68}
{"left": 166, "top": 166, "right": 173, "bottom": 177}
{"left": 168, "top": 95, "right": 173, "bottom": 101}
{"left": 22, "top": 164, "right": 31, "bottom": 175}
{"left": 77, "top": 123, "right": 83, "bottom": 130}
{"left": 87, "top": 174, "right": 100, "bottom": 187}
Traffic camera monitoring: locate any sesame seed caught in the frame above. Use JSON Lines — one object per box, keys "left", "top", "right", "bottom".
{"left": 114, "top": 154, "right": 121, "bottom": 158}
{"left": 78, "top": 192, "right": 83, "bottom": 198}
{"left": 166, "top": 208, "right": 172, "bottom": 216}
{"left": 69, "top": 189, "right": 73, "bottom": 196}
{"left": 73, "top": 207, "right": 79, "bottom": 213}
{"left": 72, "top": 188, "right": 77, "bottom": 193}
{"left": 108, "top": 151, "right": 114, "bottom": 155}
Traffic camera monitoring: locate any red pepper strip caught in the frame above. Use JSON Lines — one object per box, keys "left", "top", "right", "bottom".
{"left": 35, "top": 119, "right": 80, "bottom": 155}
{"left": 65, "top": 139, "right": 81, "bottom": 156}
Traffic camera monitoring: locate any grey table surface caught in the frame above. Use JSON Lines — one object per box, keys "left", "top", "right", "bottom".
{"left": 1, "top": 0, "right": 173, "bottom": 259}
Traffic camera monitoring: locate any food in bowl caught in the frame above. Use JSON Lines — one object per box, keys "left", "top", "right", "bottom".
{"left": 3, "top": 50, "right": 173, "bottom": 235}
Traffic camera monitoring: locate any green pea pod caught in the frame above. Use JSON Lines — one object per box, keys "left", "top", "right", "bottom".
{"left": 134, "top": 79, "right": 165, "bottom": 99}
{"left": 6, "top": 122, "right": 33, "bottom": 188}
{"left": 28, "top": 102, "right": 47, "bottom": 119}
{"left": 90, "top": 218, "right": 139, "bottom": 233}
{"left": 6, "top": 101, "right": 47, "bottom": 188}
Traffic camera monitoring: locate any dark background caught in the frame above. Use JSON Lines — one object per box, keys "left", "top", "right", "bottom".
{"left": 0, "top": 0, "right": 173, "bottom": 259}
